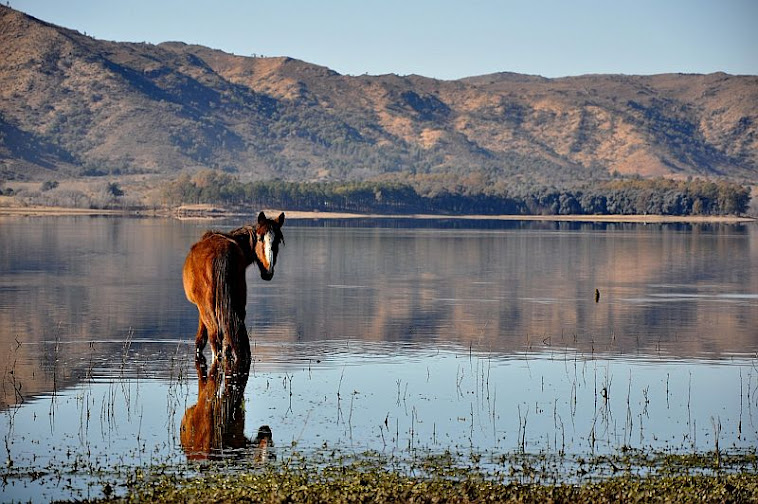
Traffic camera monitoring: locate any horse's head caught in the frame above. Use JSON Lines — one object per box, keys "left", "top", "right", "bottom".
{"left": 253, "top": 211, "right": 285, "bottom": 281}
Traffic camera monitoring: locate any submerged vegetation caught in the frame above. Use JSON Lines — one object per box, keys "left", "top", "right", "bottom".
{"left": 161, "top": 171, "right": 752, "bottom": 216}
{"left": 87, "top": 450, "right": 758, "bottom": 503}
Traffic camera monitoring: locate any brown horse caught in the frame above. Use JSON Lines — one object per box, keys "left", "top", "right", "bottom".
{"left": 182, "top": 211, "right": 285, "bottom": 361}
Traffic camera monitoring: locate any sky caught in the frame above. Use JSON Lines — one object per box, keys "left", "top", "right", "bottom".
{"left": 10, "top": 0, "right": 758, "bottom": 80}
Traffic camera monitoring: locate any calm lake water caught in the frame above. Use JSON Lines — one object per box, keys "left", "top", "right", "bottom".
{"left": 1, "top": 216, "right": 757, "bottom": 501}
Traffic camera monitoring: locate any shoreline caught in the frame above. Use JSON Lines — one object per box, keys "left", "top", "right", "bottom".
{"left": 0, "top": 204, "right": 755, "bottom": 223}
{"left": 279, "top": 210, "right": 757, "bottom": 223}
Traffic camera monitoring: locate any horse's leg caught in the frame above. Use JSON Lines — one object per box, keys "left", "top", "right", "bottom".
{"left": 223, "top": 331, "right": 240, "bottom": 363}
{"left": 233, "top": 314, "right": 250, "bottom": 364}
{"left": 199, "top": 305, "right": 220, "bottom": 362}
{"left": 232, "top": 274, "right": 250, "bottom": 363}
{"left": 213, "top": 332, "right": 224, "bottom": 361}
{"left": 224, "top": 342, "right": 237, "bottom": 362}
{"left": 208, "top": 324, "right": 221, "bottom": 362}
{"left": 194, "top": 352, "right": 208, "bottom": 383}
{"left": 194, "top": 314, "right": 208, "bottom": 359}
{"left": 197, "top": 303, "right": 220, "bottom": 361}
{"left": 209, "top": 317, "right": 223, "bottom": 362}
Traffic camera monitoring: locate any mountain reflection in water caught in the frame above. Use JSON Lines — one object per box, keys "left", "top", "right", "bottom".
{"left": 0, "top": 217, "right": 756, "bottom": 408}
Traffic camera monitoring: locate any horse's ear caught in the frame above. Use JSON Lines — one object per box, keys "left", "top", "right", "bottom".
{"left": 258, "top": 211, "right": 266, "bottom": 225}
{"left": 276, "top": 212, "right": 285, "bottom": 226}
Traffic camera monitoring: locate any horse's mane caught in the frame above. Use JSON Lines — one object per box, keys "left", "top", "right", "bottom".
{"left": 202, "top": 226, "right": 254, "bottom": 242}
{"left": 201, "top": 229, "right": 225, "bottom": 240}
{"left": 200, "top": 227, "right": 256, "bottom": 265}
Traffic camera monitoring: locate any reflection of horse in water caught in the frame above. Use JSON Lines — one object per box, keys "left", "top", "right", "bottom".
{"left": 180, "top": 355, "right": 275, "bottom": 461}
{"left": 180, "top": 356, "right": 249, "bottom": 460}
{"left": 251, "top": 424, "right": 275, "bottom": 464}
{"left": 182, "top": 211, "right": 285, "bottom": 361}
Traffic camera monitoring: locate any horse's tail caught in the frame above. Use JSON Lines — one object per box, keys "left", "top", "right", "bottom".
{"left": 213, "top": 254, "right": 244, "bottom": 358}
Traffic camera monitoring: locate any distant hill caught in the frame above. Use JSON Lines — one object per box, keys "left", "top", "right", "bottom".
{"left": 1, "top": 5, "right": 757, "bottom": 187}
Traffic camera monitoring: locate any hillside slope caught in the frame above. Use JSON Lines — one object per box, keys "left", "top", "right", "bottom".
{"left": 1, "top": 5, "right": 756, "bottom": 186}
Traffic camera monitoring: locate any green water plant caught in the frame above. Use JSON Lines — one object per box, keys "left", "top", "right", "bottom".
{"left": 94, "top": 464, "right": 758, "bottom": 504}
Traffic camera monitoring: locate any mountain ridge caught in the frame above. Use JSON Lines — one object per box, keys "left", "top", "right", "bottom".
{"left": 1, "top": 5, "right": 756, "bottom": 188}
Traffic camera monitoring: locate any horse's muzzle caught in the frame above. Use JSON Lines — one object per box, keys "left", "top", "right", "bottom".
{"left": 260, "top": 270, "right": 274, "bottom": 281}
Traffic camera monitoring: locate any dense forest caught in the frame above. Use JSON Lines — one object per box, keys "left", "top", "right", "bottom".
{"left": 161, "top": 171, "right": 751, "bottom": 216}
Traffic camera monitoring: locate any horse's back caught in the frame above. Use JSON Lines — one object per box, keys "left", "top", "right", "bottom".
{"left": 183, "top": 234, "right": 242, "bottom": 303}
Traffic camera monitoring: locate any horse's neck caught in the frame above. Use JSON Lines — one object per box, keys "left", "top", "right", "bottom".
{"left": 203, "top": 228, "right": 255, "bottom": 265}
{"left": 228, "top": 228, "right": 255, "bottom": 265}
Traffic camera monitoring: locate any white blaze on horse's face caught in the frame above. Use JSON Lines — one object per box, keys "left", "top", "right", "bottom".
{"left": 255, "top": 229, "right": 278, "bottom": 281}
{"left": 262, "top": 230, "right": 275, "bottom": 272}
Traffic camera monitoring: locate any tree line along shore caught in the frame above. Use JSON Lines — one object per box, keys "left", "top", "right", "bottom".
{"left": 162, "top": 172, "right": 751, "bottom": 217}
{"left": 1, "top": 172, "right": 753, "bottom": 219}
